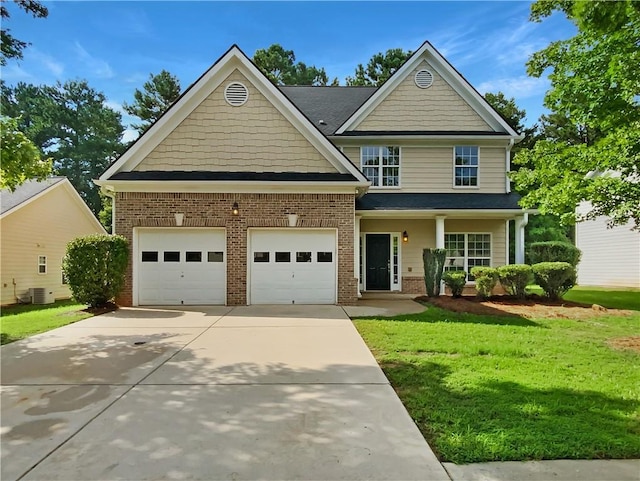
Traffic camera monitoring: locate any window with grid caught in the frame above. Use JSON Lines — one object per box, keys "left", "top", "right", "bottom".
{"left": 361, "top": 146, "right": 400, "bottom": 187}
{"left": 38, "top": 256, "right": 47, "bottom": 274}
{"left": 445, "top": 233, "right": 491, "bottom": 278}
{"left": 454, "top": 146, "right": 479, "bottom": 187}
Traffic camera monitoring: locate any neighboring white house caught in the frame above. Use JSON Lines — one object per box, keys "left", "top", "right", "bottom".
{"left": 575, "top": 202, "right": 640, "bottom": 288}
{"left": 0, "top": 177, "right": 106, "bottom": 305}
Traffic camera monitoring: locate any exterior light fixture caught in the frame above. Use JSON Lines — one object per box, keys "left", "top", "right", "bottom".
{"left": 288, "top": 214, "right": 298, "bottom": 227}
{"left": 174, "top": 213, "right": 184, "bottom": 226}
{"left": 402, "top": 231, "right": 409, "bottom": 243}
{"left": 232, "top": 202, "right": 239, "bottom": 216}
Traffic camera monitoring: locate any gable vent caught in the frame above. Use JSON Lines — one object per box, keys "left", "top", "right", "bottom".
{"left": 414, "top": 69, "right": 434, "bottom": 89}
{"left": 224, "top": 82, "right": 249, "bottom": 106}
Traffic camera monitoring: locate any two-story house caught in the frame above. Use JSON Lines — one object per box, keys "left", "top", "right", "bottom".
{"left": 97, "top": 42, "right": 529, "bottom": 306}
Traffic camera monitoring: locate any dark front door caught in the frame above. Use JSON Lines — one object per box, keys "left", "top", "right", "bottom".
{"left": 366, "top": 234, "right": 390, "bottom": 290}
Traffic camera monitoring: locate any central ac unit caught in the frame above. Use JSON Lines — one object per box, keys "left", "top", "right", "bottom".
{"left": 30, "top": 287, "right": 55, "bottom": 305}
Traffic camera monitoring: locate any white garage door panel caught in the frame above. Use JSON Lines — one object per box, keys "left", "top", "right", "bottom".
{"left": 138, "top": 230, "right": 225, "bottom": 305}
{"left": 250, "top": 230, "right": 336, "bottom": 305}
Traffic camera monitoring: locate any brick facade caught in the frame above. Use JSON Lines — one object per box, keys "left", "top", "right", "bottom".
{"left": 114, "top": 192, "right": 357, "bottom": 306}
{"left": 402, "top": 276, "right": 426, "bottom": 295}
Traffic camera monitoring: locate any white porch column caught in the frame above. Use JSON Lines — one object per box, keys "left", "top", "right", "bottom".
{"left": 514, "top": 213, "right": 529, "bottom": 264}
{"left": 435, "top": 215, "right": 446, "bottom": 248}
{"left": 354, "top": 215, "right": 362, "bottom": 297}
{"left": 435, "top": 215, "right": 446, "bottom": 296}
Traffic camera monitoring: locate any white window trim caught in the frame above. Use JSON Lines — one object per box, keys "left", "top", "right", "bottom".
{"left": 38, "top": 255, "right": 47, "bottom": 275}
{"left": 444, "top": 232, "right": 492, "bottom": 279}
{"left": 62, "top": 257, "right": 68, "bottom": 285}
{"left": 360, "top": 146, "right": 401, "bottom": 189}
{"left": 452, "top": 145, "right": 480, "bottom": 189}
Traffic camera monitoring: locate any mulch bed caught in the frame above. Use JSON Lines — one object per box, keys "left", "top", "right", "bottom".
{"left": 82, "top": 302, "right": 118, "bottom": 316}
{"left": 416, "top": 294, "right": 634, "bottom": 320}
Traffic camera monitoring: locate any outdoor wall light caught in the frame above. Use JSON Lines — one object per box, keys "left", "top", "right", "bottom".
{"left": 402, "top": 231, "right": 409, "bottom": 243}
{"left": 232, "top": 202, "right": 239, "bottom": 216}
{"left": 174, "top": 213, "right": 184, "bottom": 227}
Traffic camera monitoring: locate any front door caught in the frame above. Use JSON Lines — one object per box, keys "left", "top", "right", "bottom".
{"left": 366, "top": 234, "right": 390, "bottom": 290}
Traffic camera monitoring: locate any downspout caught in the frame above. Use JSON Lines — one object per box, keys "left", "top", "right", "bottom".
{"left": 506, "top": 138, "right": 514, "bottom": 193}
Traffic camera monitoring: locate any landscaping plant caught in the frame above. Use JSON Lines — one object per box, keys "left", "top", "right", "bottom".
{"left": 497, "top": 264, "right": 532, "bottom": 299}
{"left": 529, "top": 241, "right": 581, "bottom": 266}
{"left": 423, "top": 248, "right": 447, "bottom": 297}
{"left": 470, "top": 266, "right": 498, "bottom": 299}
{"left": 442, "top": 271, "right": 467, "bottom": 298}
{"left": 63, "top": 234, "right": 129, "bottom": 307}
{"left": 532, "top": 262, "right": 576, "bottom": 300}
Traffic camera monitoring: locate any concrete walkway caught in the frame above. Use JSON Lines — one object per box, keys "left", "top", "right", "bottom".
{"left": 444, "top": 459, "right": 640, "bottom": 481}
{"left": 1, "top": 305, "right": 448, "bottom": 481}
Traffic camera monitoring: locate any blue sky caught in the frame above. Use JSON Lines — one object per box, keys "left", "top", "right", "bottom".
{"left": 3, "top": 1, "right": 575, "bottom": 142}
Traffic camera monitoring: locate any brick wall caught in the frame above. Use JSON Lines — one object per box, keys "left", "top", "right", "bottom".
{"left": 114, "top": 192, "right": 357, "bottom": 306}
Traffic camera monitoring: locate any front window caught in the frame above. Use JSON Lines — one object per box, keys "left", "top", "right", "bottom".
{"left": 445, "top": 233, "right": 491, "bottom": 278}
{"left": 361, "top": 146, "right": 400, "bottom": 187}
{"left": 454, "top": 146, "right": 479, "bottom": 187}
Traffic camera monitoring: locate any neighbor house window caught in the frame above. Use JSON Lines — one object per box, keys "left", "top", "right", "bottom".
{"left": 38, "top": 256, "right": 47, "bottom": 274}
{"left": 361, "top": 146, "right": 400, "bottom": 187}
{"left": 444, "top": 233, "right": 491, "bottom": 278}
{"left": 454, "top": 146, "right": 479, "bottom": 187}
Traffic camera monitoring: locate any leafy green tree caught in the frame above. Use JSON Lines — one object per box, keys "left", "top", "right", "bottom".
{"left": 98, "top": 193, "right": 113, "bottom": 233}
{"left": 484, "top": 91, "right": 572, "bottom": 260}
{"left": 346, "top": 48, "right": 412, "bottom": 86}
{"left": 123, "top": 70, "right": 181, "bottom": 134}
{"left": 2, "top": 80, "right": 125, "bottom": 214}
{"left": 253, "top": 44, "right": 331, "bottom": 85}
{"left": 512, "top": 0, "right": 640, "bottom": 228}
{"left": 0, "top": 0, "right": 48, "bottom": 65}
{"left": 0, "top": 116, "right": 52, "bottom": 190}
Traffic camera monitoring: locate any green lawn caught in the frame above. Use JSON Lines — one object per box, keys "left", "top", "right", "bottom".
{"left": 354, "top": 304, "right": 640, "bottom": 464}
{"left": 1, "top": 300, "right": 91, "bottom": 345}
{"left": 562, "top": 286, "right": 640, "bottom": 311}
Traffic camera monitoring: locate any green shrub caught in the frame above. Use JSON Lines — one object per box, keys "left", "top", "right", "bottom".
{"left": 532, "top": 262, "right": 576, "bottom": 300}
{"left": 63, "top": 234, "right": 129, "bottom": 307}
{"left": 497, "top": 264, "right": 532, "bottom": 299}
{"left": 470, "top": 266, "right": 498, "bottom": 299}
{"left": 443, "top": 271, "right": 467, "bottom": 298}
{"left": 423, "top": 248, "right": 447, "bottom": 297}
{"left": 529, "top": 241, "right": 581, "bottom": 267}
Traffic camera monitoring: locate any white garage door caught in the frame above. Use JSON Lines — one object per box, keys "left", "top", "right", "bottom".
{"left": 137, "top": 229, "right": 226, "bottom": 305}
{"left": 250, "top": 230, "right": 336, "bottom": 304}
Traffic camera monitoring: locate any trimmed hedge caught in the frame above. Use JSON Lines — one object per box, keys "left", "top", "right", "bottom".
{"left": 423, "top": 248, "right": 447, "bottom": 297}
{"left": 443, "top": 271, "right": 467, "bottom": 298}
{"left": 63, "top": 234, "right": 129, "bottom": 307}
{"left": 529, "top": 241, "right": 581, "bottom": 267}
{"left": 497, "top": 264, "right": 532, "bottom": 299}
{"left": 532, "top": 262, "right": 576, "bottom": 300}
{"left": 470, "top": 266, "right": 498, "bottom": 299}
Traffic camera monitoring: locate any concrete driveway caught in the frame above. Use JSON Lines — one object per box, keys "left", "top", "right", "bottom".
{"left": 1, "top": 305, "right": 448, "bottom": 481}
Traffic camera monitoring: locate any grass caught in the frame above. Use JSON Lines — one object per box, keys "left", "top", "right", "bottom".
{"left": 527, "top": 285, "right": 640, "bottom": 311}
{"left": 1, "top": 300, "right": 91, "bottom": 345}
{"left": 353, "top": 303, "right": 640, "bottom": 464}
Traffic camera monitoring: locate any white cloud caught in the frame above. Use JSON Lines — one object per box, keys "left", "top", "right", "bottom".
{"left": 104, "top": 100, "right": 125, "bottom": 114}
{"left": 122, "top": 128, "right": 139, "bottom": 144}
{"left": 30, "top": 49, "right": 64, "bottom": 77}
{"left": 477, "top": 76, "right": 549, "bottom": 99}
{"left": 0, "top": 63, "right": 35, "bottom": 83}
{"left": 74, "top": 41, "right": 114, "bottom": 79}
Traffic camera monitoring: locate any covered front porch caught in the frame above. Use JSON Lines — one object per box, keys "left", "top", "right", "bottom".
{"left": 354, "top": 211, "right": 529, "bottom": 296}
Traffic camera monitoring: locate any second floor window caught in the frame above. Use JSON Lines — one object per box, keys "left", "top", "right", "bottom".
{"left": 361, "top": 146, "right": 400, "bottom": 187}
{"left": 454, "top": 146, "right": 479, "bottom": 187}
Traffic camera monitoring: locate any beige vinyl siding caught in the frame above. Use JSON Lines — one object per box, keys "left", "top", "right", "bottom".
{"left": 342, "top": 146, "right": 360, "bottom": 167}
{"left": 135, "top": 69, "right": 336, "bottom": 173}
{"left": 576, "top": 210, "right": 640, "bottom": 288}
{"left": 360, "top": 218, "right": 506, "bottom": 278}
{"left": 0, "top": 184, "right": 104, "bottom": 305}
{"left": 338, "top": 144, "right": 507, "bottom": 193}
{"left": 355, "top": 62, "right": 493, "bottom": 132}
